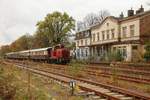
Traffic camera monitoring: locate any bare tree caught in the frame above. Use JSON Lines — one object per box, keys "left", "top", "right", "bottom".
{"left": 97, "top": 10, "right": 110, "bottom": 23}
{"left": 76, "top": 21, "right": 86, "bottom": 31}
{"left": 76, "top": 10, "right": 110, "bottom": 30}
{"left": 83, "top": 13, "right": 98, "bottom": 27}
{"left": 83, "top": 10, "right": 110, "bottom": 28}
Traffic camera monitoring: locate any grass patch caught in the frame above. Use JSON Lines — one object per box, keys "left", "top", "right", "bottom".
{"left": 68, "top": 60, "right": 86, "bottom": 77}
{"left": 0, "top": 61, "right": 86, "bottom": 100}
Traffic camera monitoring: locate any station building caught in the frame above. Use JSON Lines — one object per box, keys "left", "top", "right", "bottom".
{"left": 75, "top": 6, "right": 150, "bottom": 62}
{"left": 75, "top": 28, "right": 91, "bottom": 60}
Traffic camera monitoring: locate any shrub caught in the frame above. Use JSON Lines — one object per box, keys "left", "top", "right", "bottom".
{"left": 68, "top": 60, "right": 85, "bottom": 77}
{"left": 0, "top": 67, "right": 16, "bottom": 100}
{"left": 107, "top": 50, "right": 124, "bottom": 62}
{"left": 109, "top": 63, "right": 119, "bottom": 85}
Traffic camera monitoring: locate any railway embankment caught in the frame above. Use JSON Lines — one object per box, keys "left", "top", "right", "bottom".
{"left": 4, "top": 59, "right": 150, "bottom": 100}
{"left": 0, "top": 60, "right": 89, "bottom": 100}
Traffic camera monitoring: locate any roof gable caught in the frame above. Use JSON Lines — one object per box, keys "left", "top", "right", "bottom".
{"left": 92, "top": 16, "right": 119, "bottom": 29}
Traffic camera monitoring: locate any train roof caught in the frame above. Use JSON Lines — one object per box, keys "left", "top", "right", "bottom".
{"left": 6, "top": 47, "right": 52, "bottom": 55}
{"left": 28, "top": 47, "right": 52, "bottom": 52}
{"left": 6, "top": 52, "right": 16, "bottom": 55}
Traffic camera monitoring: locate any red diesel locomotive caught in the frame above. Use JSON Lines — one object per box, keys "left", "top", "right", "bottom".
{"left": 6, "top": 44, "right": 70, "bottom": 64}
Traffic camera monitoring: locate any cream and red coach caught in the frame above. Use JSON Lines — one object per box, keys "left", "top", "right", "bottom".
{"left": 6, "top": 44, "right": 70, "bottom": 64}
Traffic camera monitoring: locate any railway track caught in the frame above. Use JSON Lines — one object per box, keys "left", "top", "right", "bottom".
{"left": 4, "top": 61, "right": 150, "bottom": 100}
{"left": 89, "top": 63, "right": 150, "bottom": 73}
{"left": 33, "top": 63, "right": 150, "bottom": 85}
{"left": 87, "top": 65, "right": 150, "bottom": 76}
{"left": 5, "top": 59, "right": 150, "bottom": 84}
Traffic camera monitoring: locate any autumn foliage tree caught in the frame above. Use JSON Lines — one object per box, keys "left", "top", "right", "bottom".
{"left": 10, "top": 34, "right": 33, "bottom": 52}
{"left": 0, "top": 11, "right": 75, "bottom": 56}
{"left": 36, "top": 11, "right": 75, "bottom": 46}
{"left": 32, "top": 31, "right": 49, "bottom": 48}
{"left": 0, "top": 45, "right": 11, "bottom": 57}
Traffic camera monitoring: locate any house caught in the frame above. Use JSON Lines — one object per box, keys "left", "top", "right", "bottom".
{"left": 76, "top": 6, "right": 150, "bottom": 62}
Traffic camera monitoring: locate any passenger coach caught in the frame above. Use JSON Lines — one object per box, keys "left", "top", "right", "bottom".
{"left": 6, "top": 44, "right": 70, "bottom": 64}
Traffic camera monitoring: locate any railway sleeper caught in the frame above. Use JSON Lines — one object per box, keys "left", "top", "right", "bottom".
{"left": 76, "top": 91, "right": 95, "bottom": 97}
{"left": 90, "top": 96, "right": 107, "bottom": 100}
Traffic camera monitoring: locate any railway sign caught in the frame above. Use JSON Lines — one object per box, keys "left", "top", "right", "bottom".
{"left": 69, "top": 80, "right": 76, "bottom": 96}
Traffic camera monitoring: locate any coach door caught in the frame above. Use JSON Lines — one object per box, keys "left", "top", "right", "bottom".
{"left": 47, "top": 48, "right": 52, "bottom": 57}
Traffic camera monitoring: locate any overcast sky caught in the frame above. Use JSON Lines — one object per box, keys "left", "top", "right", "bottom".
{"left": 0, "top": 0, "right": 149, "bottom": 46}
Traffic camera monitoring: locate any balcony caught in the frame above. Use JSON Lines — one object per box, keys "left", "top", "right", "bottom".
{"left": 120, "top": 36, "right": 140, "bottom": 41}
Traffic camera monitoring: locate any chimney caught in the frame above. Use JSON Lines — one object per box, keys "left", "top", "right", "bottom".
{"left": 128, "top": 8, "right": 134, "bottom": 17}
{"left": 120, "top": 12, "right": 124, "bottom": 19}
{"left": 136, "top": 5, "right": 144, "bottom": 14}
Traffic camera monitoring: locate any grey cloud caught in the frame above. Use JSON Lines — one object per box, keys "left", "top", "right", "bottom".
{"left": 0, "top": 0, "right": 149, "bottom": 46}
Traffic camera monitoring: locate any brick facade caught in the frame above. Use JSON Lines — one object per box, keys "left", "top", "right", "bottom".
{"left": 140, "top": 13, "right": 150, "bottom": 43}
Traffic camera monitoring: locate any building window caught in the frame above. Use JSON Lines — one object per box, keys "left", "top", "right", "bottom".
{"left": 77, "top": 41, "right": 79, "bottom": 46}
{"left": 85, "top": 31, "right": 89, "bottom": 37}
{"left": 107, "top": 30, "right": 110, "bottom": 40}
{"left": 81, "top": 40, "right": 83, "bottom": 45}
{"left": 93, "top": 34, "right": 95, "bottom": 42}
{"left": 76, "top": 33, "right": 79, "bottom": 39}
{"left": 102, "top": 31, "right": 105, "bottom": 40}
{"left": 81, "top": 49, "right": 84, "bottom": 57}
{"left": 111, "top": 29, "right": 115, "bottom": 39}
{"left": 130, "top": 25, "right": 135, "bottom": 36}
{"left": 77, "top": 49, "right": 80, "bottom": 57}
{"left": 97, "top": 47, "right": 100, "bottom": 56}
{"left": 85, "top": 48, "right": 88, "bottom": 57}
{"left": 85, "top": 39, "right": 87, "bottom": 46}
{"left": 132, "top": 45, "right": 138, "bottom": 50}
{"left": 97, "top": 32, "right": 100, "bottom": 41}
{"left": 122, "top": 26, "right": 127, "bottom": 38}
{"left": 107, "top": 23, "right": 109, "bottom": 27}
{"left": 122, "top": 47, "right": 127, "bottom": 58}
{"left": 113, "top": 47, "right": 116, "bottom": 51}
